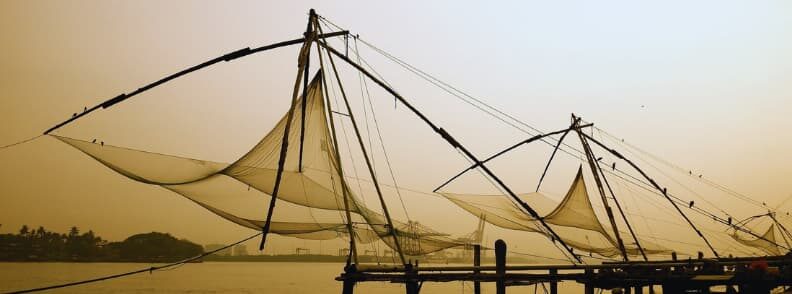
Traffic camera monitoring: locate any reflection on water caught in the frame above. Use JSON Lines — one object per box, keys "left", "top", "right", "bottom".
{"left": 0, "top": 262, "right": 584, "bottom": 293}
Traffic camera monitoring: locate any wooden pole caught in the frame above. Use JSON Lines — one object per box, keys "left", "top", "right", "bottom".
{"left": 258, "top": 10, "right": 314, "bottom": 250}
{"left": 314, "top": 15, "right": 359, "bottom": 266}
{"left": 474, "top": 244, "right": 481, "bottom": 294}
{"left": 580, "top": 132, "right": 720, "bottom": 258}
{"left": 43, "top": 31, "right": 347, "bottom": 135}
{"left": 584, "top": 269, "right": 594, "bottom": 294}
{"left": 549, "top": 268, "right": 558, "bottom": 294}
{"left": 320, "top": 41, "right": 582, "bottom": 263}
{"left": 536, "top": 128, "right": 572, "bottom": 192}
{"left": 297, "top": 11, "right": 313, "bottom": 173}
{"left": 495, "top": 240, "right": 506, "bottom": 294}
{"left": 342, "top": 264, "right": 356, "bottom": 294}
{"left": 573, "top": 116, "right": 629, "bottom": 261}
{"left": 405, "top": 263, "right": 419, "bottom": 294}
{"left": 434, "top": 127, "right": 579, "bottom": 193}
{"left": 316, "top": 20, "right": 407, "bottom": 265}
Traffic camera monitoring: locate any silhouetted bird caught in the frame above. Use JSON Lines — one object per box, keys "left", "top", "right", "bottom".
{"left": 596, "top": 157, "right": 603, "bottom": 161}
{"left": 699, "top": 174, "right": 702, "bottom": 178}
{"left": 100, "top": 141, "right": 104, "bottom": 146}
{"left": 91, "top": 139, "right": 96, "bottom": 143}
{"left": 611, "top": 163, "right": 616, "bottom": 170}
{"left": 689, "top": 201, "right": 695, "bottom": 208}
{"left": 83, "top": 107, "right": 87, "bottom": 112}
{"left": 72, "top": 113, "right": 77, "bottom": 117}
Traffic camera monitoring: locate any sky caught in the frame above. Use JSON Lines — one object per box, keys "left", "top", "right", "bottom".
{"left": 1, "top": 1, "right": 791, "bottom": 257}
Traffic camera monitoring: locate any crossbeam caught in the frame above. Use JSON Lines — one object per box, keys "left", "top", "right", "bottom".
{"left": 43, "top": 30, "right": 347, "bottom": 135}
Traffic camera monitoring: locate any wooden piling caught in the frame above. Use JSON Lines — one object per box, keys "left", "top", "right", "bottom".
{"left": 474, "top": 244, "right": 481, "bottom": 294}
{"left": 405, "top": 263, "right": 419, "bottom": 294}
{"left": 342, "top": 264, "right": 356, "bottom": 294}
{"left": 495, "top": 239, "right": 506, "bottom": 294}
{"left": 584, "top": 269, "right": 594, "bottom": 294}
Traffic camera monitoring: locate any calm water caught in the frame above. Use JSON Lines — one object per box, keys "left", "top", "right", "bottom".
{"left": 0, "top": 262, "right": 584, "bottom": 293}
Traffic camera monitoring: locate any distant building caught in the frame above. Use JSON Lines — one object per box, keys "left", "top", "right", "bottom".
{"left": 233, "top": 244, "right": 248, "bottom": 256}
{"left": 204, "top": 244, "right": 231, "bottom": 256}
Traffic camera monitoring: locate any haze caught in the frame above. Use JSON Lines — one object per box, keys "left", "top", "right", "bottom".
{"left": 1, "top": 1, "right": 790, "bottom": 257}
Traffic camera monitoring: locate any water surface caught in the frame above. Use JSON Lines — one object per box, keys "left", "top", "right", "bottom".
{"left": 0, "top": 262, "right": 583, "bottom": 293}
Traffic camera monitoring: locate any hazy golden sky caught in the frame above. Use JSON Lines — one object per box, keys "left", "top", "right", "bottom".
{"left": 1, "top": 1, "right": 791, "bottom": 256}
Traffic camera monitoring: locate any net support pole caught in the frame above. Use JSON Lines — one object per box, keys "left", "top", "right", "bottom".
{"left": 316, "top": 23, "right": 407, "bottom": 265}
{"left": 591, "top": 142, "right": 649, "bottom": 261}
{"left": 581, "top": 131, "right": 720, "bottom": 258}
{"left": 42, "top": 30, "right": 348, "bottom": 135}
{"left": 259, "top": 10, "right": 316, "bottom": 250}
{"left": 433, "top": 126, "right": 583, "bottom": 193}
{"left": 319, "top": 42, "right": 582, "bottom": 263}
{"left": 573, "top": 117, "right": 648, "bottom": 261}
{"left": 572, "top": 116, "right": 629, "bottom": 261}
{"left": 316, "top": 28, "right": 359, "bottom": 265}
{"left": 298, "top": 13, "right": 313, "bottom": 173}
{"left": 536, "top": 127, "right": 572, "bottom": 192}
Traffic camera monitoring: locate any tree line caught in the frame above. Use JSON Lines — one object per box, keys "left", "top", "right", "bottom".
{"left": 0, "top": 225, "right": 203, "bottom": 262}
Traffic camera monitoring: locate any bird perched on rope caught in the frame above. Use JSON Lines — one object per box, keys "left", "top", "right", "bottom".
{"left": 92, "top": 139, "right": 96, "bottom": 143}
{"left": 689, "top": 201, "right": 695, "bottom": 208}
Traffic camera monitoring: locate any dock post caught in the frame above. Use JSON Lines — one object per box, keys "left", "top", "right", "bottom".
{"left": 549, "top": 268, "right": 558, "bottom": 294}
{"left": 405, "top": 263, "right": 419, "bottom": 294}
{"left": 474, "top": 244, "right": 481, "bottom": 294}
{"left": 584, "top": 269, "right": 594, "bottom": 294}
{"left": 495, "top": 239, "right": 506, "bottom": 294}
{"left": 635, "top": 286, "right": 643, "bottom": 294}
{"left": 342, "top": 264, "right": 356, "bottom": 294}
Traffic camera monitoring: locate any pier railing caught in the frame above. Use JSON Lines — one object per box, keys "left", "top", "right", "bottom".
{"left": 338, "top": 240, "right": 792, "bottom": 294}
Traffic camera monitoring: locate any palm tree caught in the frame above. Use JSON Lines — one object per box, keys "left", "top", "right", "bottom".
{"left": 19, "top": 225, "right": 29, "bottom": 237}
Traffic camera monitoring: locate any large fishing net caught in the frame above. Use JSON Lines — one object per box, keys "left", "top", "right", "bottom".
{"left": 54, "top": 70, "right": 776, "bottom": 260}
{"left": 53, "top": 72, "right": 464, "bottom": 256}
{"left": 441, "top": 167, "right": 671, "bottom": 258}
{"left": 732, "top": 223, "right": 781, "bottom": 256}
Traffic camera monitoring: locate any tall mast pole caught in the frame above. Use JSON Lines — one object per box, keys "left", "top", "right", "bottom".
{"left": 572, "top": 115, "right": 629, "bottom": 261}
{"left": 258, "top": 10, "right": 315, "bottom": 250}
{"left": 573, "top": 116, "right": 648, "bottom": 261}
{"left": 591, "top": 145, "right": 649, "bottom": 261}
{"left": 318, "top": 42, "right": 582, "bottom": 263}
{"left": 315, "top": 20, "right": 408, "bottom": 264}
{"left": 314, "top": 19, "right": 360, "bottom": 265}
{"left": 298, "top": 10, "right": 314, "bottom": 173}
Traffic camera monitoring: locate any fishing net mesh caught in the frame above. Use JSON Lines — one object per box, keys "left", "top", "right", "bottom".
{"left": 53, "top": 72, "right": 462, "bottom": 256}
{"left": 441, "top": 168, "right": 671, "bottom": 258}
{"left": 57, "top": 71, "right": 779, "bottom": 260}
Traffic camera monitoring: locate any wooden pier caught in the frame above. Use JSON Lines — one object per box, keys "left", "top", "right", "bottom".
{"left": 338, "top": 240, "right": 792, "bottom": 294}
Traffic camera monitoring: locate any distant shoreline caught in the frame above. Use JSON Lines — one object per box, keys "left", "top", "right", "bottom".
{"left": 0, "top": 254, "right": 521, "bottom": 264}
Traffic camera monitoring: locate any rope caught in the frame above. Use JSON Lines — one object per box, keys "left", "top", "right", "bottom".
{"left": 0, "top": 135, "right": 43, "bottom": 150}
{"left": 596, "top": 127, "right": 769, "bottom": 210}
{"left": 353, "top": 37, "right": 411, "bottom": 222}
{"left": 320, "top": 14, "right": 784, "bottom": 256}
{"left": 4, "top": 232, "right": 262, "bottom": 294}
